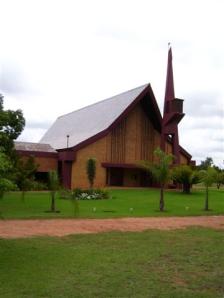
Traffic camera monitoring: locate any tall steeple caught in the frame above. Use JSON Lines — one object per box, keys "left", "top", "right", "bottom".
{"left": 161, "top": 45, "right": 185, "bottom": 164}
{"left": 164, "top": 44, "right": 175, "bottom": 108}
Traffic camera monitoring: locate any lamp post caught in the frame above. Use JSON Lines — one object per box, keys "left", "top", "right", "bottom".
{"left": 66, "top": 135, "right": 69, "bottom": 148}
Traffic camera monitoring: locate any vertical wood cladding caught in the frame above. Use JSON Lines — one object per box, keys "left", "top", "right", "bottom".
{"left": 111, "top": 119, "right": 126, "bottom": 163}
{"left": 140, "top": 109, "right": 155, "bottom": 161}
{"left": 108, "top": 104, "right": 161, "bottom": 164}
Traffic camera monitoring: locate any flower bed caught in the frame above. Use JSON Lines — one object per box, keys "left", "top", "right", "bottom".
{"left": 60, "top": 188, "right": 109, "bottom": 200}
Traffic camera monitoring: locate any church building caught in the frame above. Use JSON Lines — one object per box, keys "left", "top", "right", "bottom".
{"left": 15, "top": 47, "right": 192, "bottom": 189}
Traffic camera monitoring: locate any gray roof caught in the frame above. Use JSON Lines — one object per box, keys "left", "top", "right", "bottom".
{"left": 14, "top": 141, "right": 57, "bottom": 152}
{"left": 40, "top": 84, "right": 149, "bottom": 150}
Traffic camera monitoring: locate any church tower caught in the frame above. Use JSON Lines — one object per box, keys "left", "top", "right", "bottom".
{"left": 161, "top": 45, "right": 185, "bottom": 164}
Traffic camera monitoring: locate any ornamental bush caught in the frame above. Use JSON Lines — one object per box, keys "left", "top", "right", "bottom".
{"left": 72, "top": 188, "right": 109, "bottom": 200}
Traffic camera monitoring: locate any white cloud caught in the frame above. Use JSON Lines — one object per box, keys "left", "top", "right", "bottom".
{"left": 0, "top": 0, "right": 223, "bottom": 167}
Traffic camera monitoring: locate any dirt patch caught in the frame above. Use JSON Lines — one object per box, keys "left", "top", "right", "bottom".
{"left": 0, "top": 216, "right": 223, "bottom": 239}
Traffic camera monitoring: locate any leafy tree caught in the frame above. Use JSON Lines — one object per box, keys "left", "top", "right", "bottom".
{"left": 48, "top": 170, "right": 60, "bottom": 212}
{"left": 199, "top": 167, "right": 217, "bottom": 211}
{"left": 0, "top": 94, "right": 26, "bottom": 195}
{"left": 172, "top": 165, "right": 200, "bottom": 194}
{"left": 140, "top": 148, "right": 173, "bottom": 211}
{"left": 0, "top": 94, "right": 25, "bottom": 155}
{"left": 215, "top": 171, "right": 224, "bottom": 189}
{"left": 198, "top": 157, "right": 213, "bottom": 170}
{"left": 86, "top": 158, "right": 96, "bottom": 189}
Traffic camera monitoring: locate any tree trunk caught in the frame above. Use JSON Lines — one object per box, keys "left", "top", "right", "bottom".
{"left": 204, "top": 186, "right": 209, "bottom": 211}
{"left": 51, "top": 191, "right": 56, "bottom": 212}
{"left": 21, "top": 190, "right": 25, "bottom": 202}
{"left": 160, "top": 187, "right": 164, "bottom": 211}
{"left": 183, "top": 182, "right": 191, "bottom": 194}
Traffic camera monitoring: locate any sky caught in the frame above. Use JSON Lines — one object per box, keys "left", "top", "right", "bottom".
{"left": 0, "top": 0, "right": 223, "bottom": 167}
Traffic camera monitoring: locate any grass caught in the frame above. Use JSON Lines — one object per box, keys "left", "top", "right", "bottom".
{"left": 0, "top": 188, "right": 223, "bottom": 219}
{"left": 0, "top": 228, "right": 224, "bottom": 297}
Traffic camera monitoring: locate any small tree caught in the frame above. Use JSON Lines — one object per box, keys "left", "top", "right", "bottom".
{"left": 15, "top": 156, "right": 39, "bottom": 201}
{"left": 48, "top": 170, "right": 60, "bottom": 212}
{"left": 140, "top": 148, "right": 173, "bottom": 211}
{"left": 86, "top": 158, "right": 96, "bottom": 189}
{"left": 172, "top": 165, "right": 200, "bottom": 194}
{"left": 199, "top": 167, "right": 217, "bottom": 211}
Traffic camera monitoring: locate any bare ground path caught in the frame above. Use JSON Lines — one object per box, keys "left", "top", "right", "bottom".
{"left": 0, "top": 216, "right": 224, "bottom": 238}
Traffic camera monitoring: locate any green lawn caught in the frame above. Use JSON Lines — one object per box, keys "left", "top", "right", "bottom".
{"left": 0, "top": 228, "right": 223, "bottom": 297}
{"left": 0, "top": 188, "right": 223, "bottom": 219}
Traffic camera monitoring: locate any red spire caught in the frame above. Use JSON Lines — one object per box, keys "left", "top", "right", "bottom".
{"left": 164, "top": 44, "right": 175, "bottom": 114}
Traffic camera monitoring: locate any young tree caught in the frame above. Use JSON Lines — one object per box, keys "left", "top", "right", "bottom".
{"left": 172, "top": 165, "right": 200, "bottom": 194}
{"left": 199, "top": 167, "right": 217, "bottom": 211}
{"left": 140, "top": 148, "right": 173, "bottom": 211}
{"left": 15, "top": 156, "right": 39, "bottom": 200}
{"left": 48, "top": 171, "right": 60, "bottom": 212}
{"left": 86, "top": 158, "right": 96, "bottom": 189}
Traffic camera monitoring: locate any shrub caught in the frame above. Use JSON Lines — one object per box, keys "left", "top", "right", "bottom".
{"left": 0, "top": 178, "right": 18, "bottom": 199}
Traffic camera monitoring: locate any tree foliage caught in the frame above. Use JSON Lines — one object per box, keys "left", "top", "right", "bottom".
{"left": 86, "top": 158, "right": 96, "bottom": 189}
{"left": 215, "top": 171, "right": 224, "bottom": 189}
{"left": 0, "top": 94, "right": 27, "bottom": 195}
{"left": 172, "top": 165, "right": 200, "bottom": 194}
{"left": 0, "top": 178, "right": 17, "bottom": 199}
{"left": 0, "top": 94, "right": 25, "bottom": 154}
{"left": 0, "top": 152, "right": 17, "bottom": 198}
{"left": 0, "top": 152, "right": 12, "bottom": 176}
{"left": 198, "top": 157, "right": 213, "bottom": 170}
{"left": 15, "top": 156, "right": 38, "bottom": 190}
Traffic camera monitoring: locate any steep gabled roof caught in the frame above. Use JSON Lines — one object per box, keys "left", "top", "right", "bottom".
{"left": 40, "top": 83, "right": 162, "bottom": 150}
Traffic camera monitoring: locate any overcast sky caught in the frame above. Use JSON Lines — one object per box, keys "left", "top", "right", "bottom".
{"left": 0, "top": 0, "right": 223, "bottom": 167}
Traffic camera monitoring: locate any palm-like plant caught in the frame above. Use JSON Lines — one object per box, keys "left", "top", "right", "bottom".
{"left": 140, "top": 148, "right": 173, "bottom": 211}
